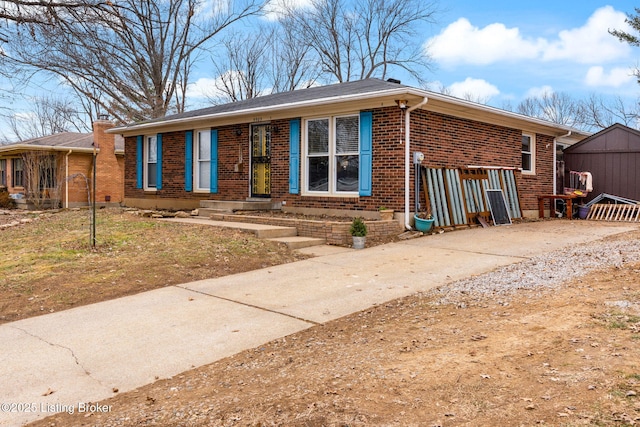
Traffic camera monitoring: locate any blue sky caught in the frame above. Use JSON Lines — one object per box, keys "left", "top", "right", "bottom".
{"left": 419, "top": 1, "right": 639, "bottom": 107}
{"left": 3, "top": 1, "right": 640, "bottom": 140}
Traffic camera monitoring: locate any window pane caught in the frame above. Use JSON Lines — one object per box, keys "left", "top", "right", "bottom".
{"left": 147, "top": 136, "right": 157, "bottom": 162}
{"left": 13, "top": 158, "right": 23, "bottom": 187}
{"left": 336, "top": 116, "right": 358, "bottom": 153}
{"left": 522, "top": 135, "right": 531, "bottom": 152}
{"left": 308, "top": 156, "right": 328, "bottom": 191}
{"left": 336, "top": 155, "right": 359, "bottom": 192}
{"left": 198, "top": 161, "right": 210, "bottom": 189}
{"left": 198, "top": 131, "right": 210, "bottom": 160}
{"left": 147, "top": 163, "right": 157, "bottom": 187}
{"left": 308, "top": 120, "right": 328, "bottom": 154}
{"left": 522, "top": 153, "right": 531, "bottom": 171}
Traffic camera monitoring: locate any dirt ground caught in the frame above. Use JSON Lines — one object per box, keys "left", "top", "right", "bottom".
{"left": 28, "top": 230, "right": 640, "bottom": 426}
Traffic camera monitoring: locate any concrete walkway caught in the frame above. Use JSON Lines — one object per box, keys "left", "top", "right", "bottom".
{"left": 1, "top": 220, "right": 637, "bottom": 426}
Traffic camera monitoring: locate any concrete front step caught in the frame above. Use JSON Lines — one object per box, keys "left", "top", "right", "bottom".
{"left": 267, "top": 236, "right": 327, "bottom": 250}
{"left": 164, "top": 217, "right": 327, "bottom": 249}
{"left": 161, "top": 217, "right": 297, "bottom": 239}
{"left": 199, "top": 200, "right": 279, "bottom": 212}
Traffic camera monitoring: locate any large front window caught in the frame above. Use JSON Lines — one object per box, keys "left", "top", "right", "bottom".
{"left": 195, "top": 129, "right": 211, "bottom": 191}
{"left": 145, "top": 135, "right": 157, "bottom": 189}
{"left": 305, "top": 115, "right": 359, "bottom": 194}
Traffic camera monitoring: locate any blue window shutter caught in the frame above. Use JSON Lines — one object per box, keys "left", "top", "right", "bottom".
{"left": 156, "top": 133, "right": 163, "bottom": 190}
{"left": 185, "top": 131, "right": 193, "bottom": 192}
{"left": 136, "top": 135, "right": 143, "bottom": 189}
{"left": 359, "top": 111, "right": 373, "bottom": 196}
{"left": 210, "top": 129, "right": 218, "bottom": 193}
{"left": 289, "top": 119, "right": 300, "bottom": 194}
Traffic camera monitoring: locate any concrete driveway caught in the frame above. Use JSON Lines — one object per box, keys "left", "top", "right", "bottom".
{"left": 0, "top": 220, "right": 636, "bottom": 426}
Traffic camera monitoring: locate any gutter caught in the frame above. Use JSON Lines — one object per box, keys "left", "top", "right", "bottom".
{"left": 65, "top": 149, "right": 72, "bottom": 209}
{"left": 404, "top": 97, "right": 429, "bottom": 230}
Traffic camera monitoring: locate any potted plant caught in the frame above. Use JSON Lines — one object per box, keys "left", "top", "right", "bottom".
{"left": 378, "top": 206, "right": 395, "bottom": 221}
{"left": 414, "top": 210, "right": 435, "bottom": 232}
{"left": 349, "top": 216, "right": 367, "bottom": 249}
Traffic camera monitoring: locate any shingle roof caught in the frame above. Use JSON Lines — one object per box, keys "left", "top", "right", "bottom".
{"left": 1, "top": 132, "right": 124, "bottom": 152}
{"left": 142, "top": 78, "right": 407, "bottom": 124}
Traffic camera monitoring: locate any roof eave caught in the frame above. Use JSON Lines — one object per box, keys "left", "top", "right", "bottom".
{"left": 109, "top": 86, "right": 590, "bottom": 141}
{"left": 108, "top": 87, "right": 420, "bottom": 135}
{"left": 0, "top": 144, "right": 124, "bottom": 155}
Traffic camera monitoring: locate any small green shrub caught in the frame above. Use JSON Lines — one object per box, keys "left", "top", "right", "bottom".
{"left": 0, "top": 187, "right": 16, "bottom": 209}
{"left": 349, "top": 217, "right": 367, "bottom": 237}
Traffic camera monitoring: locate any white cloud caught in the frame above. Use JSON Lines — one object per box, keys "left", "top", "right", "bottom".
{"left": 447, "top": 78, "right": 500, "bottom": 102}
{"left": 186, "top": 77, "right": 226, "bottom": 100}
{"left": 585, "top": 66, "right": 635, "bottom": 87}
{"left": 427, "top": 18, "right": 544, "bottom": 65}
{"left": 427, "top": 6, "right": 631, "bottom": 66}
{"left": 543, "top": 6, "right": 631, "bottom": 63}
{"left": 263, "top": 0, "right": 312, "bottom": 21}
{"left": 524, "top": 85, "right": 554, "bottom": 99}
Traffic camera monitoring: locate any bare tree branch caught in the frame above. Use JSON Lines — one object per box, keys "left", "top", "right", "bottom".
{"left": 4, "top": 0, "right": 264, "bottom": 122}
{"left": 8, "top": 96, "right": 88, "bottom": 141}
{"left": 281, "top": 0, "right": 436, "bottom": 84}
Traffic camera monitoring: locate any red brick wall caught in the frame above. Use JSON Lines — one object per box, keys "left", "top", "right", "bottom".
{"left": 519, "top": 133, "right": 555, "bottom": 210}
{"left": 93, "top": 120, "right": 124, "bottom": 204}
{"left": 65, "top": 153, "right": 93, "bottom": 205}
{"left": 124, "top": 107, "right": 555, "bottom": 214}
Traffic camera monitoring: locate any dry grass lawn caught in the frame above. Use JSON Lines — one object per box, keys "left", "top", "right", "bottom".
{"left": 0, "top": 208, "right": 308, "bottom": 324}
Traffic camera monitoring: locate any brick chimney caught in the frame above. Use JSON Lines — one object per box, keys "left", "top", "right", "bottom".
{"left": 92, "top": 118, "right": 124, "bottom": 204}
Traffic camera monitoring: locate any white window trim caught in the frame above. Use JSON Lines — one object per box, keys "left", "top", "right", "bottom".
{"left": 302, "top": 114, "right": 360, "bottom": 197}
{"left": 144, "top": 135, "right": 157, "bottom": 191}
{"left": 522, "top": 133, "right": 535, "bottom": 175}
{"left": 194, "top": 129, "right": 211, "bottom": 193}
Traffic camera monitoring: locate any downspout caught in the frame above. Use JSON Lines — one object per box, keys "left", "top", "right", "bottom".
{"left": 404, "top": 97, "right": 429, "bottom": 230}
{"left": 553, "top": 131, "right": 571, "bottom": 195}
{"left": 65, "top": 149, "right": 72, "bottom": 209}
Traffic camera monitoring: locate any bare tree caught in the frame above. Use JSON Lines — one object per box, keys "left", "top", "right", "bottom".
{"left": 210, "top": 18, "right": 323, "bottom": 102}
{"left": 4, "top": 0, "right": 264, "bottom": 122}
{"left": 8, "top": 96, "right": 88, "bottom": 141}
{"left": 281, "top": 0, "right": 437, "bottom": 84}
{"left": 581, "top": 94, "right": 640, "bottom": 130}
{"left": 210, "top": 29, "right": 271, "bottom": 103}
{"left": 21, "top": 151, "right": 58, "bottom": 208}
{"left": 516, "top": 91, "right": 585, "bottom": 129}
{"left": 0, "top": 0, "right": 107, "bottom": 43}
{"left": 270, "top": 15, "right": 321, "bottom": 92}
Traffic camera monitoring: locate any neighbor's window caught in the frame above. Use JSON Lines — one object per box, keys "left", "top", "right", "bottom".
{"left": 195, "top": 129, "right": 211, "bottom": 191}
{"left": 305, "top": 115, "right": 359, "bottom": 194}
{"left": 12, "top": 158, "right": 23, "bottom": 187}
{"left": 0, "top": 159, "right": 6, "bottom": 187}
{"left": 145, "top": 135, "right": 158, "bottom": 189}
{"left": 39, "top": 155, "right": 56, "bottom": 190}
{"left": 522, "top": 134, "right": 534, "bottom": 174}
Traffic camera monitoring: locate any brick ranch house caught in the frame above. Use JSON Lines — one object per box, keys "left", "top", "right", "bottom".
{"left": 0, "top": 119, "right": 124, "bottom": 208}
{"left": 110, "top": 78, "right": 588, "bottom": 228}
